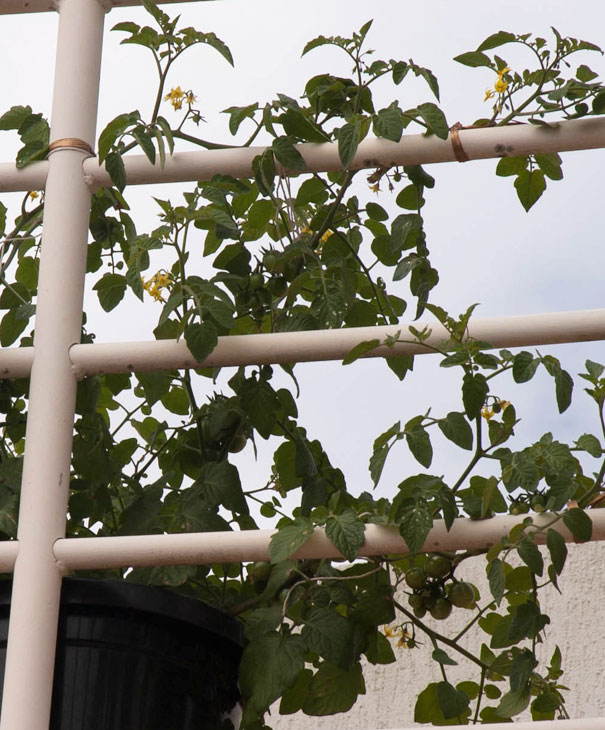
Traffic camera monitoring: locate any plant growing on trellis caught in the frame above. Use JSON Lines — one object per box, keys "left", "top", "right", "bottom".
{"left": 1, "top": 1, "right": 605, "bottom": 726}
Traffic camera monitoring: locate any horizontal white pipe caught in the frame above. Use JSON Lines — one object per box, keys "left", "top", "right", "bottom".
{"left": 1, "top": 0, "right": 202, "bottom": 13}
{"left": 83, "top": 117, "right": 605, "bottom": 189}
{"left": 1, "top": 118, "right": 605, "bottom": 193}
{"left": 0, "top": 161, "right": 49, "bottom": 193}
{"left": 0, "top": 308, "right": 602, "bottom": 379}
{"left": 390, "top": 720, "right": 604, "bottom": 730}
{"left": 0, "top": 543, "right": 19, "bottom": 572}
{"left": 54, "top": 510, "right": 605, "bottom": 570}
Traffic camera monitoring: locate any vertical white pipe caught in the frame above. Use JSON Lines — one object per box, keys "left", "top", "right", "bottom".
{"left": 0, "top": 0, "right": 106, "bottom": 728}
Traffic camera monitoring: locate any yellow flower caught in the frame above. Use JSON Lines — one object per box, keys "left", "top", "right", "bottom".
{"left": 28, "top": 191, "right": 40, "bottom": 200}
{"left": 481, "top": 406, "right": 494, "bottom": 421}
{"left": 320, "top": 230, "right": 333, "bottom": 244}
{"left": 185, "top": 91, "right": 197, "bottom": 105}
{"left": 499, "top": 400, "right": 511, "bottom": 411}
{"left": 494, "top": 77, "right": 509, "bottom": 94}
{"left": 383, "top": 624, "right": 402, "bottom": 640}
{"left": 484, "top": 88, "right": 495, "bottom": 101}
{"left": 142, "top": 271, "right": 172, "bottom": 302}
{"left": 497, "top": 66, "right": 511, "bottom": 77}
{"left": 301, "top": 227, "right": 313, "bottom": 235}
{"left": 164, "top": 86, "right": 185, "bottom": 111}
{"left": 370, "top": 183, "right": 380, "bottom": 193}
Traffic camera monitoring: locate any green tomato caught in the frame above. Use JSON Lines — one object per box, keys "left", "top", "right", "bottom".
{"left": 448, "top": 581, "right": 476, "bottom": 609}
{"left": 405, "top": 567, "right": 427, "bottom": 590}
{"left": 249, "top": 272, "right": 264, "bottom": 290}
{"left": 413, "top": 605, "right": 427, "bottom": 619}
{"left": 429, "top": 598, "right": 453, "bottom": 620}
{"left": 228, "top": 431, "right": 247, "bottom": 453}
{"left": 268, "top": 275, "right": 288, "bottom": 298}
{"left": 425, "top": 555, "right": 452, "bottom": 580}
{"left": 263, "top": 251, "right": 278, "bottom": 272}
{"left": 408, "top": 593, "right": 424, "bottom": 610}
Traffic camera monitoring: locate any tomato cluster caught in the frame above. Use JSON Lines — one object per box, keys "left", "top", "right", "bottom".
{"left": 405, "top": 556, "right": 476, "bottom": 621}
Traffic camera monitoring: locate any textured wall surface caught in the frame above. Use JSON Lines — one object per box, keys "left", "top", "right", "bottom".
{"left": 272, "top": 541, "right": 605, "bottom": 729}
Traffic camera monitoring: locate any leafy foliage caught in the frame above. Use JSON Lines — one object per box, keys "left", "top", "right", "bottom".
{"left": 1, "top": 5, "right": 604, "bottom": 728}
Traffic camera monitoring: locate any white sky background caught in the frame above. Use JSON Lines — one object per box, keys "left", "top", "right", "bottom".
{"left": 1, "top": 0, "right": 605, "bottom": 503}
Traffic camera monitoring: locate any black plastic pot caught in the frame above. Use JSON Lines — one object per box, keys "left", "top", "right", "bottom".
{"left": 0, "top": 578, "right": 244, "bottom": 730}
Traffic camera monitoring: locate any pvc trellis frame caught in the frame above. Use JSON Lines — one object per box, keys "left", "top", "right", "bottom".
{"left": 1, "top": 1, "right": 605, "bottom": 728}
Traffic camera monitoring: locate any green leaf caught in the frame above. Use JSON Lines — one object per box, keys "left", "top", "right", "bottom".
{"left": 239, "top": 632, "right": 306, "bottom": 713}
{"left": 16, "top": 141, "right": 47, "bottom": 168}
{"left": 513, "top": 351, "right": 539, "bottom": 382}
{"left": 196, "top": 461, "right": 248, "bottom": 514}
{"left": 342, "top": 338, "right": 380, "bottom": 365}
{"left": 0, "top": 105, "right": 32, "bottom": 131}
{"left": 302, "top": 661, "right": 365, "bottom": 716}
{"left": 462, "top": 372, "right": 488, "bottom": 419}
{"left": 269, "top": 516, "right": 314, "bottom": 563}
{"left": 301, "top": 608, "right": 355, "bottom": 668}
{"left": 546, "top": 528, "right": 567, "bottom": 575}
{"left": 93, "top": 273, "right": 127, "bottom": 312}
{"left": 554, "top": 368, "right": 573, "bottom": 413}
{"left": 535, "top": 153, "right": 563, "bottom": 181}
{"left": 416, "top": 102, "right": 449, "bottom": 140}
{"left": 563, "top": 508, "right": 592, "bottom": 542}
{"left": 337, "top": 121, "right": 360, "bottom": 168}
{"left": 453, "top": 50, "right": 492, "bottom": 67}
{"left": 517, "top": 539, "right": 544, "bottom": 576}
{"left": 272, "top": 136, "right": 306, "bottom": 171}
{"left": 477, "top": 31, "right": 516, "bottom": 51}
{"left": 496, "top": 156, "right": 528, "bottom": 177}
{"left": 0, "top": 310, "right": 28, "bottom": 346}
{"left": 373, "top": 106, "right": 404, "bottom": 142}
{"left": 438, "top": 412, "right": 473, "bottom": 450}
{"left": 325, "top": 510, "right": 365, "bottom": 561}
{"left": 405, "top": 424, "right": 432, "bottom": 467}
{"left": 436, "top": 681, "right": 470, "bottom": 720}
{"left": 98, "top": 111, "right": 140, "bottom": 162}
{"left": 105, "top": 151, "right": 127, "bottom": 191}
{"left": 281, "top": 108, "right": 330, "bottom": 143}
{"left": 386, "top": 355, "right": 414, "bottom": 381}
{"left": 279, "top": 668, "right": 313, "bottom": 714}
{"left": 183, "top": 320, "right": 218, "bottom": 362}
{"left": 507, "top": 601, "right": 549, "bottom": 642}
{"left": 131, "top": 127, "right": 156, "bottom": 165}
{"left": 398, "top": 499, "right": 432, "bottom": 553}
{"left": 488, "top": 558, "right": 505, "bottom": 604}
{"left": 575, "top": 433, "right": 602, "bottom": 457}
{"left": 497, "top": 688, "right": 531, "bottom": 718}
{"left": 432, "top": 648, "right": 458, "bottom": 666}
{"left": 514, "top": 169, "right": 546, "bottom": 212}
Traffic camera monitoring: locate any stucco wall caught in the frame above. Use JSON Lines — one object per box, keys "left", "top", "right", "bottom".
{"left": 272, "top": 541, "right": 605, "bottom": 728}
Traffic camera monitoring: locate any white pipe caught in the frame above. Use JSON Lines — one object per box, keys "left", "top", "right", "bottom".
{"left": 54, "top": 510, "right": 605, "bottom": 569}
{"left": 82, "top": 117, "right": 605, "bottom": 189}
{"left": 0, "top": 308, "right": 601, "bottom": 379}
{"left": 0, "top": 160, "right": 48, "bottom": 193}
{"left": 0, "top": 543, "right": 19, "bottom": 572}
{"left": 0, "top": 1, "right": 106, "bottom": 728}
{"left": 66, "top": 307, "right": 605, "bottom": 375}
{"left": 1, "top": 0, "right": 194, "bottom": 13}
{"left": 1, "top": 117, "right": 605, "bottom": 193}
{"left": 389, "top": 720, "right": 604, "bottom": 730}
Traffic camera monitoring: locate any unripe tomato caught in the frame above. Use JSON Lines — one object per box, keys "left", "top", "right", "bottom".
{"left": 268, "top": 275, "right": 288, "bottom": 297}
{"left": 249, "top": 272, "right": 264, "bottom": 290}
{"left": 405, "top": 567, "right": 427, "bottom": 590}
{"left": 448, "top": 581, "right": 476, "bottom": 609}
{"left": 263, "top": 251, "right": 278, "bottom": 272}
{"left": 413, "top": 605, "right": 427, "bottom": 619}
{"left": 430, "top": 598, "right": 453, "bottom": 620}
{"left": 408, "top": 593, "right": 424, "bottom": 610}
{"left": 425, "top": 555, "right": 452, "bottom": 580}
{"left": 228, "top": 431, "right": 247, "bottom": 453}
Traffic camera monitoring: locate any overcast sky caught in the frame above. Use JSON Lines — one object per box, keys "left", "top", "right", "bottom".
{"left": 1, "top": 0, "right": 604, "bottom": 500}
